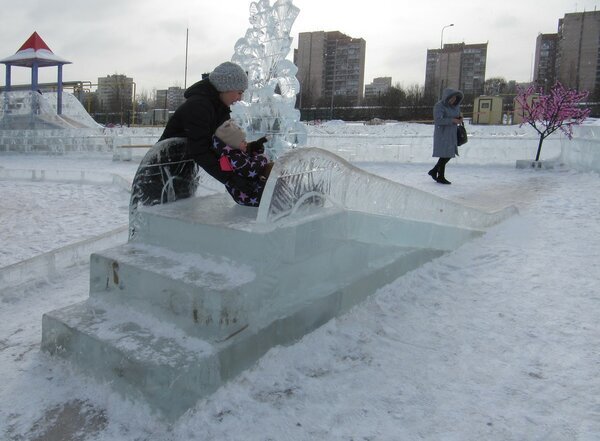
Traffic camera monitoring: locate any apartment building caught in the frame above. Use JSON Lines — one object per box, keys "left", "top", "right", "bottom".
{"left": 364, "top": 77, "right": 392, "bottom": 100}
{"left": 97, "top": 74, "right": 133, "bottom": 113}
{"left": 295, "top": 31, "right": 366, "bottom": 107}
{"left": 424, "top": 43, "right": 487, "bottom": 101}
{"left": 534, "top": 11, "right": 600, "bottom": 97}
{"left": 155, "top": 86, "right": 185, "bottom": 111}
{"left": 533, "top": 33, "right": 559, "bottom": 92}
{"left": 556, "top": 10, "right": 600, "bottom": 98}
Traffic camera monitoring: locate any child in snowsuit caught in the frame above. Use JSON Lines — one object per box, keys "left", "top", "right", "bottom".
{"left": 212, "top": 119, "right": 272, "bottom": 207}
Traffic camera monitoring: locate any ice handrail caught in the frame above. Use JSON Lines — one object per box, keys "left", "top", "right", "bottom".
{"left": 257, "top": 147, "right": 518, "bottom": 229}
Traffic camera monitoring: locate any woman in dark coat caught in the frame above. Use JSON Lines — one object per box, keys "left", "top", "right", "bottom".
{"left": 428, "top": 88, "right": 464, "bottom": 184}
{"left": 129, "top": 61, "right": 253, "bottom": 238}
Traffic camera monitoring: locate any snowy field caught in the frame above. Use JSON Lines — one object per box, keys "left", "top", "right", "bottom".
{"left": 1, "top": 123, "right": 600, "bottom": 441}
{"left": 0, "top": 180, "right": 130, "bottom": 268}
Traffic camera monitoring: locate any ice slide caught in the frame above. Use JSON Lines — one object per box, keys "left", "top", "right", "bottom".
{"left": 42, "top": 146, "right": 518, "bottom": 421}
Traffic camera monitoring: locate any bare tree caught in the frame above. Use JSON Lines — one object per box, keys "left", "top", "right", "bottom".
{"left": 484, "top": 77, "right": 507, "bottom": 95}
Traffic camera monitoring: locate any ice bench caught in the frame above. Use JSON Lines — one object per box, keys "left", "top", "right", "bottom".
{"left": 112, "top": 136, "right": 157, "bottom": 161}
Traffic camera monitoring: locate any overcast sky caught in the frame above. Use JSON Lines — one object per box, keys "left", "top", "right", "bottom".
{"left": 1, "top": 0, "right": 598, "bottom": 95}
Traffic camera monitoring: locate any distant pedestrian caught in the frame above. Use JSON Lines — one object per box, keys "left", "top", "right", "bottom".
{"left": 428, "top": 88, "right": 464, "bottom": 184}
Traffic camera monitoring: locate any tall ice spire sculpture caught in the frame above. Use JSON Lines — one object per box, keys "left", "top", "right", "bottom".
{"left": 231, "top": 0, "right": 307, "bottom": 159}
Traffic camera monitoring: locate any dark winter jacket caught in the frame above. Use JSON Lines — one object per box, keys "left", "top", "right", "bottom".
{"left": 211, "top": 136, "right": 269, "bottom": 207}
{"left": 159, "top": 78, "right": 231, "bottom": 184}
{"left": 432, "top": 88, "right": 464, "bottom": 158}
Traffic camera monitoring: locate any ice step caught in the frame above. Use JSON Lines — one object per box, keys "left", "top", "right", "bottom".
{"left": 89, "top": 240, "right": 429, "bottom": 341}
{"left": 90, "top": 242, "right": 254, "bottom": 340}
{"left": 43, "top": 245, "right": 444, "bottom": 421}
{"left": 41, "top": 296, "right": 342, "bottom": 421}
{"left": 42, "top": 300, "right": 220, "bottom": 421}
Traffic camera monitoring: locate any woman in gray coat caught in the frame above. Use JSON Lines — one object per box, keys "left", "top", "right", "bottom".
{"left": 428, "top": 88, "right": 464, "bottom": 184}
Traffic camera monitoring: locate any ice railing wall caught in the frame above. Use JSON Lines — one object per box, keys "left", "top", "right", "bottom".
{"left": 1, "top": 90, "right": 49, "bottom": 117}
{"left": 1, "top": 91, "right": 67, "bottom": 129}
{"left": 0, "top": 128, "right": 111, "bottom": 153}
{"left": 0, "top": 90, "right": 163, "bottom": 153}
{"left": 257, "top": 147, "right": 518, "bottom": 229}
{"left": 559, "top": 124, "right": 600, "bottom": 172}
{"left": 304, "top": 121, "right": 564, "bottom": 165}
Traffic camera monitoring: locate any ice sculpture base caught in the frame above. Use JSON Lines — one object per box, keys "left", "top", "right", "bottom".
{"left": 42, "top": 144, "right": 516, "bottom": 421}
{"left": 42, "top": 188, "right": 487, "bottom": 421}
{"left": 515, "top": 159, "right": 557, "bottom": 169}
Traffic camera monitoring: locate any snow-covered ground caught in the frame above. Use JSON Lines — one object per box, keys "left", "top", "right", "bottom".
{"left": 1, "top": 123, "right": 600, "bottom": 440}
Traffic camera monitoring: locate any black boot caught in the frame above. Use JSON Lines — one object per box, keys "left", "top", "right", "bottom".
{"left": 428, "top": 168, "right": 438, "bottom": 181}
{"left": 436, "top": 174, "right": 451, "bottom": 184}
{"left": 435, "top": 158, "right": 451, "bottom": 184}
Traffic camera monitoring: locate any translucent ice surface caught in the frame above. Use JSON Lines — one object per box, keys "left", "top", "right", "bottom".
{"left": 230, "top": 0, "right": 307, "bottom": 159}
{"left": 258, "top": 147, "right": 518, "bottom": 229}
{"left": 128, "top": 137, "right": 200, "bottom": 239}
{"left": 43, "top": 92, "right": 102, "bottom": 128}
{"left": 0, "top": 90, "right": 101, "bottom": 129}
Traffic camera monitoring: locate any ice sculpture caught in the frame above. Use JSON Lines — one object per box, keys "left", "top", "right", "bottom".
{"left": 43, "top": 146, "right": 514, "bottom": 421}
{"left": 230, "top": 0, "right": 307, "bottom": 159}
{"left": 258, "top": 148, "right": 519, "bottom": 229}
{"left": 128, "top": 137, "right": 201, "bottom": 239}
{"left": 0, "top": 90, "right": 100, "bottom": 129}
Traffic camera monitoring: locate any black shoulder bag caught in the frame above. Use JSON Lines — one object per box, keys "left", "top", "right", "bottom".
{"left": 457, "top": 122, "right": 468, "bottom": 146}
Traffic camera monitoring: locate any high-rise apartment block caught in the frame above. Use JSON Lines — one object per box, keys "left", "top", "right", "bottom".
{"left": 295, "top": 31, "right": 366, "bottom": 107}
{"left": 364, "top": 77, "right": 392, "bottom": 100}
{"left": 534, "top": 11, "right": 600, "bottom": 98}
{"left": 156, "top": 86, "right": 185, "bottom": 111}
{"left": 424, "top": 43, "right": 487, "bottom": 101}
{"left": 97, "top": 74, "right": 133, "bottom": 113}
{"left": 533, "top": 33, "right": 558, "bottom": 92}
{"left": 557, "top": 11, "right": 600, "bottom": 97}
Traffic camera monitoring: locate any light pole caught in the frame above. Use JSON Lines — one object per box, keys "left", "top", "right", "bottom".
{"left": 440, "top": 23, "right": 454, "bottom": 49}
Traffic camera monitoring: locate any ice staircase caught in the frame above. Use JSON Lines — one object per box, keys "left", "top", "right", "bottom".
{"left": 41, "top": 148, "right": 517, "bottom": 421}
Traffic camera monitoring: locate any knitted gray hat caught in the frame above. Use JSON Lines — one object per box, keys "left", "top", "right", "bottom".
{"left": 215, "top": 119, "right": 246, "bottom": 148}
{"left": 209, "top": 62, "right": 248, "bottom": 92}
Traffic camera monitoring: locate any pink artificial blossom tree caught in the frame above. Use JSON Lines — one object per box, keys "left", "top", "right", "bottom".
{"left": 515, "top": 82, "right": 590, "bottom": 161}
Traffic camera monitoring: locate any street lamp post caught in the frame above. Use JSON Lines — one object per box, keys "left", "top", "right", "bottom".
{"left": 439, "top": 24, "right": 454, "bottom": 99}
{"left": 440, "top": 23, "right": 454, "bottom": 49}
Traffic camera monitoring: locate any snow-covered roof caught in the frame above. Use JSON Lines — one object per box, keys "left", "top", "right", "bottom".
{"left": 0, "top": 31, "right": 71, "bottom": 67}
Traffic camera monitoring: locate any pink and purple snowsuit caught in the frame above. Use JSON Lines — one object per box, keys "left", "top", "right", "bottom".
{"left": 211, "top": 136, "right": 269, "bottom": 207}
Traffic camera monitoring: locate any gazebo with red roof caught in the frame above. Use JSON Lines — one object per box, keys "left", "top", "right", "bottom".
{"left": 0, "top": 32, "right": 71, "bottom": 114}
